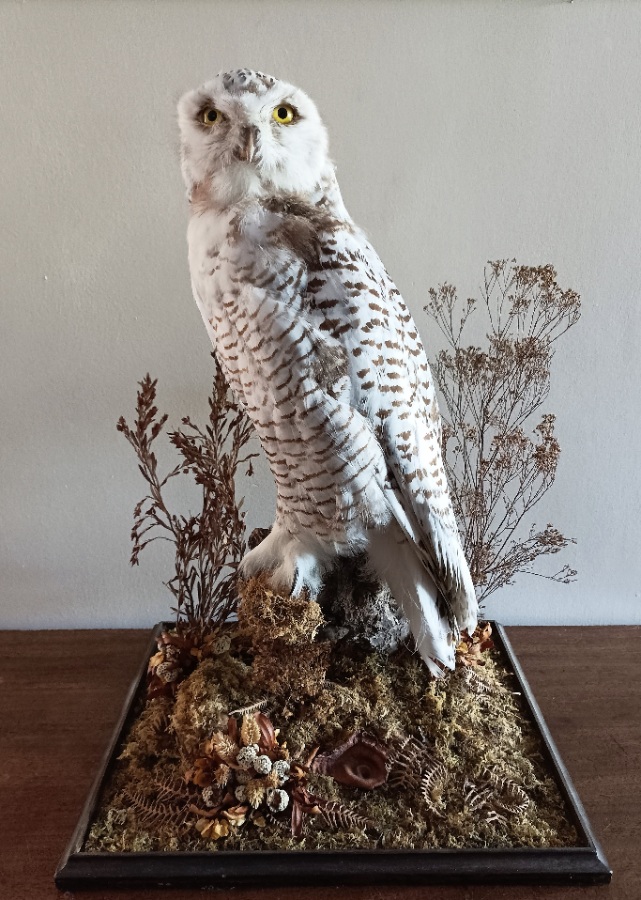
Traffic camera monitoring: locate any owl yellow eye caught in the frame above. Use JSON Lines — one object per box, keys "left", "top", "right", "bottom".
{"left": 272, "top": 104, "right": 295, "bottom": 125}
{"left": 201, "top": 107, "right": 221, "bottom": 127}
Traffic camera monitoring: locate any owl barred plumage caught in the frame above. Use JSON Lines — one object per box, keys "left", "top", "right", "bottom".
{"left": 178, "top": 69, "right": 477, "bottom": 675}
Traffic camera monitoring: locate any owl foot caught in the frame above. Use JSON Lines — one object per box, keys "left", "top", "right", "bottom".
{"left": 238, "top": 526, "right": 326, "bottom": 599}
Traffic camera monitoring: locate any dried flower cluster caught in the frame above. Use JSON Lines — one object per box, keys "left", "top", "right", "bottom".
{"left": 185, "top": 709, "right": 372, "bottom": 841}
{"left": 147, "top": 628, "right": 231, "bottom": 700}
{"left": 456, "top": 623, "right": 495, "bottom": 669}
{"left": 117, "top": 357, "right": 257, "bottom": 633}
{"left": 185, "top": 709, "right": 292, "bottom": 840}
{"left": 425, "top": 260, "right": 580, "bottom": 601}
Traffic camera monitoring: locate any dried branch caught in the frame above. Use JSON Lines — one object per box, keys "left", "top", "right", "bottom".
{"left": 117, "top": 356, "right": 258, "bottom": 634}
{"left": 424, "top": 260, "right": 580, "bottom": 603}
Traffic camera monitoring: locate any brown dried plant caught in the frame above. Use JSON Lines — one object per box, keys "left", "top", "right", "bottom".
{"left": 117, "top": 356, "right": 257, "bottom": 634}
{"left": 424, "top": 260, "right": 581, "bottom": 603}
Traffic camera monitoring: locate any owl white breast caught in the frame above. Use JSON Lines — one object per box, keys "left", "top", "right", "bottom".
{"left": 177, "top": 69, "right": 477, "bottom": 675}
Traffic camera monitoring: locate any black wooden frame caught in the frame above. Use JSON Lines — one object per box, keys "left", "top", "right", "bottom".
{"left": 55, "top": 623, "right": 611, "bottom": 889}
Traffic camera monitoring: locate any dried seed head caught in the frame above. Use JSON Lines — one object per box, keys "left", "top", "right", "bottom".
{"left": 254, "top": 754, "right": 273, "bottom": 775}
{"left": 246, "top": 778, "right": 266, "bottom": 808}
{"left": 211, "top": 634, "right": 232, "bottom": 655}
{"left": 272, "top": 759, "right": 291, "bottom": 784}
{"left": 267, "top": 788, "right": 289, "bottom": 813}
{"left": 264, "top": 769, "right": 280, "bottom": 788}
{"left": 213, "top": 764, "right": 231, "bottom": 787}
{"left": 234, "top": 785, "right": 248, "bottom": 803}
{"left": 211, "top": 732, "right": 239, "bottom": 763}
{"left": 202, "top": 785, "right": 222, "bottom": 808}
{"left": 236, "top": 745, "right": 259, "bottom": 769}
{"left": 155, "top": 662, "right": 179, "bottom": 683}
{"left": 240, "top": 714, "right": 261, "bottom": 747}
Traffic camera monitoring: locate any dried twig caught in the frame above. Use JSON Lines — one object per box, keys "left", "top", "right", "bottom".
{"left": 425, "top": 261, "right": 580, "bottom": 602}
{"left": 117, "top": 356, "right": 257, "bottom": 633}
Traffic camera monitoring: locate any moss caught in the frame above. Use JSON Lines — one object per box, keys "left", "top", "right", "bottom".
{"left": 85, "top": 622, "right": 579, "bottom": 855}
{"left": 237, "top": 575, "right": 331, "bottom": 697}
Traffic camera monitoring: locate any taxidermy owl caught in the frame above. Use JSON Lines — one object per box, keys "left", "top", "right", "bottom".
{"left": 178, "top": 69, "right": 477, "bottom": 675}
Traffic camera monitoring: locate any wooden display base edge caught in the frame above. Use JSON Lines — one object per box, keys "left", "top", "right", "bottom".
{"left": 55, "top": 622, "right": 612, "bottom": 889}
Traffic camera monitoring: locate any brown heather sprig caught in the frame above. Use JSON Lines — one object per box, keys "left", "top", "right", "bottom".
{"left": 116, "top": 355, "right": 257, "bottom": 633}
{"left": 425, "top": 261, "right": 580, "bottom": 602}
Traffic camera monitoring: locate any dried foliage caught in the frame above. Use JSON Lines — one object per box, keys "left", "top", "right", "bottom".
{"left": 122, "top": 775, "right": 197, "bottom": 833}
{"left": 181, "top": 707, "right": 371, "bottom": 842}
{"left": 87, "top": 635, "right": 578, "bottom": 853}
{"left": 388, "top": 734, "right": 445, "bottom": 796}
{"left": 425, "top": 260, "right": 580, "bottom": 602}
{"left": 464, "top": 768, "right": 530, "bottom": 826}
{"left": 116, "top": 357, "right": 257, "bottom": 633}
{"left": 146, "top": 628, "right": 232, "bottom": 699}
{"left": 456, "top": 623, "right": 495, "bottom": 669}
{"left": 312, "top": 731, "right": 388, "bottom": 790}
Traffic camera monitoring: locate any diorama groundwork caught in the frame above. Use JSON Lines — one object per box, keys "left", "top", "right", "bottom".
{"left": 84, "top": 576, "right": 578, "bottom": 855}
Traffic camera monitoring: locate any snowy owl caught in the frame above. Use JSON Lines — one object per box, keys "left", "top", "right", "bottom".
{"left": 177, "top": 68, "right": 477, "bottom": 675}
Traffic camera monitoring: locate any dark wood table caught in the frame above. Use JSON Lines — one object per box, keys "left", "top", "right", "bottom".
{"left": 1, "top": 626, "right": 638, "bottom": 899}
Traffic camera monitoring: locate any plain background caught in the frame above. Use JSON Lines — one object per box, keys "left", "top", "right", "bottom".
{"left": 1, "top": 0, "right": 639, "bottom": 629}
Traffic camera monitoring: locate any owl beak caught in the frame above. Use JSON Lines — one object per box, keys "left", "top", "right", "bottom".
{"left": 235, "top": 126, "right": 256, "bottom": 163}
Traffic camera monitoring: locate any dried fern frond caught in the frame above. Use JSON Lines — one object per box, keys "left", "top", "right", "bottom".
{"left": 315, "top": 798, "right": 372, "bottom": 833}
{"left": 228, "top": 699, "right": 268, "bottom": 717}
{"left": 420, "top": 757, "right": 447, "bottom": 804}
{"left": 123, "top": 776, "right": 193, "bottom": 831}
{"left": 483, "top": 768, "right": 530, "bottom": 816}
{"left": 460, "top": 666, "right": 494, "bottom": 695}
{"left": 463, "top": 769, "right": 530, "bottom": 825}
{"left": 387, "top": 735, "right": 440, "bottom": 791}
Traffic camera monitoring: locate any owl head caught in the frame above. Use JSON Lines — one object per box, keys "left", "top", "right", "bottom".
{"left": 178, "top": 69, "right": 330, "bottom": 207}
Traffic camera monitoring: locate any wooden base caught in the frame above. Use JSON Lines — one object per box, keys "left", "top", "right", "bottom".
{"left": 54, "top": 623, "right": 611, "bottom": 889}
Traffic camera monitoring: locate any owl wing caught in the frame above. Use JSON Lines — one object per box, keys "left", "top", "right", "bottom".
{"left": 307, "top": 224, "right": 477, "bottom": 633}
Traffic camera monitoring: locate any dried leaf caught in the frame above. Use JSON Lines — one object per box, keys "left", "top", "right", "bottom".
{"left": 313, "top": 732, "right": 388, "bottom": 790}
{"left": 196, "top": 817, "right": 230, "bottom": 840}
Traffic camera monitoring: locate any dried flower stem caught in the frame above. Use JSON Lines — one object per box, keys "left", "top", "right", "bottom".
{"left": 117, "top": 356, "right": 257, "bottom": 632}
{"left": 425, "top": 260, "right": 580, "bottom": 603}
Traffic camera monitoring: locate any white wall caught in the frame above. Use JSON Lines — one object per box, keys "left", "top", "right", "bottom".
{"left": 1, "top": 0, "right": 639, "bottom": 629}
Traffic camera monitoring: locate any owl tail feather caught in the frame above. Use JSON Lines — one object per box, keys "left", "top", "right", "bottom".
{"left": 366, "top": 523, "right": 456, "bottom": 678}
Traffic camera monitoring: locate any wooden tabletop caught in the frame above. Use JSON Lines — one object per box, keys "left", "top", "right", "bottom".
{"left": 1, "top": 626, "right": 638, "bottom": 899}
